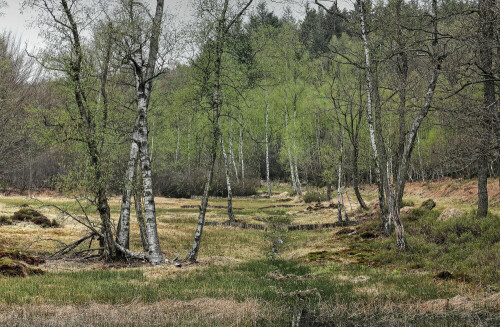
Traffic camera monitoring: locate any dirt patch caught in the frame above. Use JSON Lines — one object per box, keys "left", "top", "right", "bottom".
{"left": 142, "top": 256, "right": 241, "bottom": 279}
{"left": 404, "top": 178, "right": 500, "bottom": 205}
{"left": 414, "top": 292, "right": 500, "bottom": 314}
{"left": 438, "top": 207, "right": 464, "bottom": 221}
{"left": 265, "top": 271, "right": 314, "bottom": 281}
{"left": 335, "top": 274, "right": 370, "bottom": 284}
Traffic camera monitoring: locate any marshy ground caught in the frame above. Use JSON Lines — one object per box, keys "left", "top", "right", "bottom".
{"left": 0, "top": 179, "right": 499, "bottom": 326}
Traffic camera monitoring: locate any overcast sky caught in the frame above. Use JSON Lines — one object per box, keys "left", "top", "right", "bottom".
{"left": 0, "top": 0, "right": 353, "bottom": 52}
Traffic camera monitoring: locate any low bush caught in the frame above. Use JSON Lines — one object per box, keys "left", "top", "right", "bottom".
{"left": 399, "top": 199, "right": 415, "bottom": 208}
{"left": 365, "top": 210, "right": 500, "bottom": 286}
{"left": 303, "top": 191, "right": 325, "bottom": 203}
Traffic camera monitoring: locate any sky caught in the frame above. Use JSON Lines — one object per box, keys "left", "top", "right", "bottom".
{"left": 0, "top": 0, "right": 353, "bottom": 52}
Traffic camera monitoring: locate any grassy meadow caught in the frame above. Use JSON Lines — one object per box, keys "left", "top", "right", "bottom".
{"left": 0, "top": 179, "right": 499, "bottom": 326}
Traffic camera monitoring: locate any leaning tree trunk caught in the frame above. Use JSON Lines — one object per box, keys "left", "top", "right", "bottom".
{"left": 185, "top": 115, "right": 218, "bottom": 262}
{"left": 116, "top": 118, "right": 141, "bottom": 250}
{"left": 358, "top": 0, "right": 390, "bottom": 235}
{"left": 220, "top": 129, "right": 236, "bottom": 222}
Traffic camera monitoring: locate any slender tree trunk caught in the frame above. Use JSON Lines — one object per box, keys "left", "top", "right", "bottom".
{"left": 229, "top": 116, "right": 239, "bottom": 182}
{"left": 352, "top": 143, "right": 367, "bottom": 209}
{"left": 239, "top": 116, "right": 245, "bottom": 186}
{"left": 337, "top": 126, "right": 344, "bottom": 223}
{"left": 358, "top": 0, "right": 390, "bottom": 235}
{"left": 185, "top": 128, "right": 217, "bottom": 262}
{"left": 220, "top": 128, "right": 236, "bottom": 222}
{"left": 477, "top": 0, "right": 495, "bottom": 218}
{"left": 292, "top": 97, "right": 302, "bottom": 195}
{"left": 285, "top": 108, "right": 297, "bottom": 193}
{"left": 265, "top": 82, "right": 272, "bottom": 196}
{"left": 417, "top": 131, "right": 425, "bottom": 182}
{"left": 117, "top": 118, "right": 140, "bottom": 250}
{"left": 175, "top": 124, "right": 180, "bottom": 162}
{"left": 188, "top": 122, "right": 191, "bottom": 176}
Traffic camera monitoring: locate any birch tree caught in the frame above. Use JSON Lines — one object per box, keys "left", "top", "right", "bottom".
{"left": 114, "top": 0, "right": 166, "bottom": 265}
{"left": 356, "top": 0, "right": 444, "bottom": 248}
{"left": 185, "top": 0, "right": 254, "bottom": 262}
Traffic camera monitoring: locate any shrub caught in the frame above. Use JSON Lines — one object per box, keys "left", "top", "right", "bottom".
{"left": 303, "top": 191, "right": 325, "bottom": 203}
{"left": 400, "top": 199, "right": 415, "bottom": 208}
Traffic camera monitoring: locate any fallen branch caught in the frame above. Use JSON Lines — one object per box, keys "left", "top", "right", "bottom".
{"left": 287, "top": 221, "right": 358, "bottom": 231}
{"left": 204, "top": 221, "right": 266, "bottom": 230}
{"left": 49, "top": 233, "right": 96, "bottom": 259}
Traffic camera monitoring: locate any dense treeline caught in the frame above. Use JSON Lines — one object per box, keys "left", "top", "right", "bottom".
{"left": 0, "top": 0, "right": 499, "bottom": 261}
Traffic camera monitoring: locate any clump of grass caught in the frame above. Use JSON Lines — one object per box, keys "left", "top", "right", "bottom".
{"left": 0, "top": 215, "right": 12, "bottom": 225}
{"left": 11, "top": 208, "right": 59, "bottom": 228}
{"left": 400, "top": 199, "right": 415, "bottom": 208}
{"left": 356, "top": 210, "right": 500, "bottom": 286}
{"left": 303, "top": 191, "right": 325, "bottom": 203}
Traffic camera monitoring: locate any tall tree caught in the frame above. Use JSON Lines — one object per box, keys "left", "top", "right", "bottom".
{"left": 115, "top": 0, "right": 166, "bottom": 265}
{"left": 185, "top": 0, "right": 254, "bottom": 263}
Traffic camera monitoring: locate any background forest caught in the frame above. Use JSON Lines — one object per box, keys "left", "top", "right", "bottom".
{"left": 0, "top": 1, "right": 499, "bottom": 325}
{"left": 0, "top": 0, "right": 497, "bottom": 202}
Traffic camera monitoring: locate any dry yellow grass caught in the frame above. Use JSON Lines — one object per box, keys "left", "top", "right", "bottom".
{"left": 0, "top": 297, "right": 272, "bottom": 327}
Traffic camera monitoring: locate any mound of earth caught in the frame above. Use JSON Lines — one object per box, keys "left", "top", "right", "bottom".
{"left": 0, "top": 251, "right": 45, "bottom": 277}
{"left": 11, "top": 208, "right": 59, "bottom": 228}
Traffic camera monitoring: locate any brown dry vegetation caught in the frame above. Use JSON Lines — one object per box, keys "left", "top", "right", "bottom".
{"left": 0, "top": 179, "right": 499, "bottom": 326}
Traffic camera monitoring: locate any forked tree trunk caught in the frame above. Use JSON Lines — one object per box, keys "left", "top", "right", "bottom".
{"left": 117, "top": 0, "right": 165, "bottom": 264}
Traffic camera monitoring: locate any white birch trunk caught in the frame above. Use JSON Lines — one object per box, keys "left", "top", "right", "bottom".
{"left": 265, "top": 82, "right": 272, "bottom": 197}
{"left": 116, "top": 116, "right": 141, "bottom": 250}
{"left": 220, "top": 129, "right": 236, "bottom": 222}
{"left": 229, "top": 116, "right": 239, "bottom": 182}
{"left": 239, "top": 122, "right": 245, "bottom": 186}
{"left": 293, "top": 100, "right": 302, "bottom": 195}
{"left": 137, "top": 97, "right": 163, "bottom": 265}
